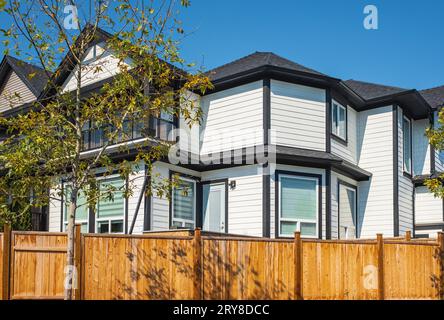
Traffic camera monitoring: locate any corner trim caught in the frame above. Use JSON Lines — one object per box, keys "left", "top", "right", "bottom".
{"left": 326, "top": 89, "right": 332, "bottom": 153}
{"left": 430, "top": 112, "right": 436, "bottom": 174}
{"left": 393, "top": 105, "right": 400, "bottom": 237}
{"left": 263, "top": 78, "right": 271, "bottom": 145}
{"left": 326, "top": 169, "right": 332, "bottom": 239}
{"left": 263, "top": 168, "right": 271, "bottom": 238}
{"left": 143, "top": 165, "right": 152, "bottom": 231}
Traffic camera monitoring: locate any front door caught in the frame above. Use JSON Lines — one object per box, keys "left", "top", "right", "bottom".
{"left": 202, "top": 182, "right": 226, "bottom": 233}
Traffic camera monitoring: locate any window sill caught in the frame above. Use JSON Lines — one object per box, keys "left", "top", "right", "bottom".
{"left": 331, "top": 133, "right": 348, "bottom": 146}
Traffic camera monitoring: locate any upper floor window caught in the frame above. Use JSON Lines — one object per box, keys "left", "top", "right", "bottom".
{"left": 403, "top": 116, "right": 412, "bottom": 174}
{"left": 331, "top": 100, "right": 347, "bottom": 141}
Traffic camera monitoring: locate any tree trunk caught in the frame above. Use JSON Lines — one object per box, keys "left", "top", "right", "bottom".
{"left": 64, "top": 189, "right": 77, "bottom": 300}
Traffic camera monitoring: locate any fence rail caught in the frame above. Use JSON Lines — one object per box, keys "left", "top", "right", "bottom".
{"left": 0, "top": 226, "right": 443, "bottom": 300}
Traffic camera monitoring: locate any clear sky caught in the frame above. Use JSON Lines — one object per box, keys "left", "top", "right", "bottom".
{"left": 1, "top": 0, "right": 442, "bottom": 90}
{"left": 177, "top": 0, "right": 444, "bottom": 90}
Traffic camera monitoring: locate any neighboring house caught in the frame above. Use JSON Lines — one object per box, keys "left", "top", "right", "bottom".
{"left": 2, "top": 30, "right": 444, "bottom": 239}
{"left": 0, "top": 55, "right": 51, "bottom": 230}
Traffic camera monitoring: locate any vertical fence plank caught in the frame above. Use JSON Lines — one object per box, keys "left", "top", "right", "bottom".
{"left": 438, "top": 232, "right": 444, "bottom": 300}
{"left": 1, "top": 224, "right": 11, "bottom": 300}
{"left": 294, "top": 232, "right": 303, "bottom": 300}
{"left": 405, "top": 231, "right": 411, "bottom": 241}
{"left": 377, "top": 234, "right": 385, "bottom": 300}
{"left": 194, "top": 229, "right": 202, "bottom": 300}
{"left": 74, "top": 224, "right": 82, "bottom": 300}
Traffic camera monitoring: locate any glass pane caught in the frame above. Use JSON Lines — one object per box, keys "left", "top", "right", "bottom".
{"left": 300, "top": 223, "right": 317, "bottom": 237}
{"left": 160, "top": 111, "right": 174, "bottom": 122}
{"left": 97, "top": 178, "right": 125, "bottom": 218}
{"left": 172, "top": 221, "right": 183, "bottom": 228}
{"left": 64, "top": 187, "right": 89, "bottom": 221}
{"left": 339, "top": 186, "right": 357, "bottom": 239}
{"left": 332, "top": 104, "right": 338, "bottom": 134}
{"left": 281, "top": 177, "right": 317, "bottom": 220}
{"left": 338, "top": 106, "right": 346, "bottom": 138}
{"left": 97, "top": 221, "right": 109, "bottom": 233}
{"left": 173, "top": 179, "right": 195, "bottom": 221}
{"left": 111, "top": 220, "right": 124, "bottom": 233}
{"left": 280, "top": 221, "right": 297, "bottom": 236}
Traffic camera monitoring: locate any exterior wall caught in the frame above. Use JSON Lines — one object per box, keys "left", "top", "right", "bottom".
{"left": 270, "top": 164, "right": 326, "bottom": 239}
{"left": 62, "top": 42, "right": 131, "bottom": 93}
{"left": 270, "top": 80, "right": 326, "bottom": 151}
{"left": 331, "top": 106, "right": 358, "bottom": 164}
{"left": 412, "top": 118, "right": 431, "bottom": 175}
{"left": 178, "top": 91, "right": 201, "bottom": 155}
{"left": 331, "top": 171, "right": 358, "bottom": 239}
{"left": 0, "top": 69, "right": 36, "bottom": 112}
{"left": 415, "top": 186, "right": 443, "bottom": 238}
{"left": 126, "top": 162, "right": 147, "bottom": 234}
{"left": 149, "top": 162, "right": 201, "bottom": 231}
{"left": 433, "top": 111, "right": 444, "bottom": 172}
{"left": 200, "top": 81, "right": 263, "bottom": 155}
{"left": 48, "top": 185, "right": 62, "bottom": 232}
{"left": 357, "top": 106, "right": 394, "bottom": 238}
{"left": 397, "top": 107, "right": 414, "bottom": 235}
{"left": 201, "top": 165, "right": 263, "bottom": 237}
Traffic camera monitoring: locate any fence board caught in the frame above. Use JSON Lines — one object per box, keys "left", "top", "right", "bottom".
{"left": 202, "top": 239, "right": 295, "bottom": 300}
{"left": 383, "top": 243, "right": 440, "bottom": 300}
{"left": 10, "top": 232, "right": 67, "bottom": 300}
{"left": 82, "top": 235, "right": 195, "bottom": 300}
{"left": 302, "top": 242, "right": 379, "bottom": 300}
{"left": 0, "top": 233, "right": 3, "bottom": 296}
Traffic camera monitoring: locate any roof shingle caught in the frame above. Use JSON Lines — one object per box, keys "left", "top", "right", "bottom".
{"left": 420, "top": 85, "right": 444, "bottom": 109}
{"left": 342, "top": 79, "right": 410, "bottom": 101}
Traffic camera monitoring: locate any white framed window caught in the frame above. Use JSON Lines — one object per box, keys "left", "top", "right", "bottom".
{"left": 338, "top": 183, "right": 357, "bottom": 240}
{"left": 332, "top": 100, "right": 347, "bottom": 140}
{"left": 172, "top": 176, "right": 196, "bottom": 229}
{"left": 63, "top": 185, "right": 89, "bottom": 233}
{"left": 278, "top": 174, "right": 319, "bottom": 238}
{"left": 95, "top": 176, "right": 126, "bottom": 234}
{"left": 403, "top": 116, "right": 412, "bottom": 174}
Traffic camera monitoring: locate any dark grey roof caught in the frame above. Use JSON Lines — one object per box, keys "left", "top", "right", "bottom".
{"left": 420, "top": 85, "right": 444, "bottom": 109}
{"left": 4, "top": 55, "right": 50, "bottom": 96}
{"left": 342, "top": 79, "right": 411, "bottom": 101}
{"left": 207, "top": 52, "right": 328, "bottom": 82}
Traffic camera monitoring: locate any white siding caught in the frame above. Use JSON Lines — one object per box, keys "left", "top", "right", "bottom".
{"left": 48, "top": 185, "right": 62, "bottom": 232}
{"left": 0, "top": 69, "right": 36, "bottom": 112}
{"left": 397, "top": 107, "right": 414, "bottom": 235}
{"left": 126, "top": 162, "right": 146, "bottom": 234}
{"left": 62, "top": 42, "right": 131, "bottom": 93}
{"left": 357, "top": 106, "right": 394, "bottom": 238}
{"left": 149, "top": 162, "right": 201, "bottom": 231}
{"left": 270, "top": 164, "right": 326, "bottom": 239}
{"left": 412, "top": 118, "right": 431, "bottom": 175}
{"left": 270, "top": 80, "right": 326, "bottom": 151}
{"left": 202, "top": 165, "right": 263, "bottom": 237}
{"left": 179, "top": 91, "right": 200, "bottom": 155}
{"left": 200, "top": 81, "right": 263, "bottom": 155}
{"left": 331, "top": 106, "right": 358, "bottom": 164}
{"left": 415, "top": 186, "right": 443, "bottom": 225}
{"left": 331, "top": 172, "right": 358, "bottom": 239}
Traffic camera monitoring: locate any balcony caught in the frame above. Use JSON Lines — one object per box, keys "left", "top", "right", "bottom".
{"left": 81, "top": 116, "right": 176, "bottom": 151}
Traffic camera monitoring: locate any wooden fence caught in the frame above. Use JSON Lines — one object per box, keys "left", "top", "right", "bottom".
{"left": 0, "top": 226, "right": 443, "bottom": 300}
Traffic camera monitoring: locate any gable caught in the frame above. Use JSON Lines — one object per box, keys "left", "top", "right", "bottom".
{"left": 0, "top": 69, "right": 36, "bottom": 113}
{"left": 61, "top": 42, "right": 131, "bottom": 93}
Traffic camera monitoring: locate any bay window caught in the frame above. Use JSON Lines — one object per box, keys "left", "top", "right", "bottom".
{"left": 172, "top": 177, "right": 196, "bottom": 229}
{"left": 278, "top": 174, "right": 319, "bottom": 238}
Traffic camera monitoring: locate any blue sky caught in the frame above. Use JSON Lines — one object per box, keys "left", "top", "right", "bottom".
{"left": 177, "top": 0, "right": 444, "bottom": 90}
{"left": 1, "top": 0, "right": 442, "bottom": 90}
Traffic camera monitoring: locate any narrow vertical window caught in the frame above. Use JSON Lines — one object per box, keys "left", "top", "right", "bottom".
{"left": 96, "top": 177, "right": 125, "bottom": 234}
{"left": 331, "top": 100, "right": 347, "bottom": 140}
{"left": 172, "top": 177, "right": 196, "bottom": 229}
{"left": 403, "top": 117, "right": 412, "bottom": 174}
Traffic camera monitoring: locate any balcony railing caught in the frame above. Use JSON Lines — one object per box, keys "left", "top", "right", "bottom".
{"left": 81, "top": 117, "right": 176, "bottom": 151}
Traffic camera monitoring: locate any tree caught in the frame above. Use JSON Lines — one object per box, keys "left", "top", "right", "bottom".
{"left": 426, "top": 110, "right": 444, "bottom": 197}
{"left": 0, "top": 0, "right": 211, "bottom": 300}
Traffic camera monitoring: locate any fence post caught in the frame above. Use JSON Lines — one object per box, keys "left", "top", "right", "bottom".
{"left": 377, "top": 234, "right": 385, "bottom": 300}
{"left": 2, "top": 224, "right": 11, "bottom": 300}
{"left": 405, "top": 231, "right": 411, "bottom": 241}
{"left": 438, "top": 232, "right": 444, "bottom": 300}
{"left": 73, "top": 224, "right": 82, "bottom": 300}
{"left": 294, "top": 232, "right": 303, "bottom": 300}
{"left": 193, "top": 228, "right": 202, "bottom": 300}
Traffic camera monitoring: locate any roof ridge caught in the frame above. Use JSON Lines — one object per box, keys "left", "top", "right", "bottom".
{"left": 206, "top": 51, "right": 265, "bottom": 74}
{"left": 420, "top": 84, "right": 444, "bottom": 92}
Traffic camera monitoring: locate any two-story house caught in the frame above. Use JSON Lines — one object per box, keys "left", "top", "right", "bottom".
{"left": 1, "top": 30, "right": 443, "bottom": 239}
